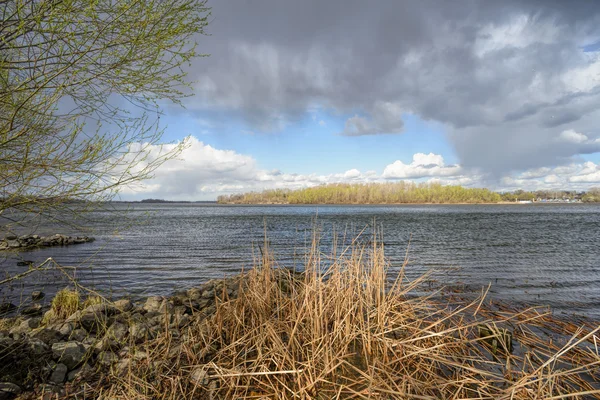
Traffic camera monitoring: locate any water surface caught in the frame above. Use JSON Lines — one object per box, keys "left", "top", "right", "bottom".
{"left": 2, "top": 203, "right": 599, "bottom": 318}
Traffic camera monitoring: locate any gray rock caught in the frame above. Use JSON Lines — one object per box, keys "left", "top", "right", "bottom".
{"left": 148, "top": 314, "right": 165, "bottom": 327}
{"left": 171, "top": 291, "right": 188, "bottom": 305}
{"left": 143, "top": 296, "right": 163, "bottom": 313}
{"left": 81, "top": 303, "right": 118, "bottom": 317}
{"left": 9, "top": 317, "right": 40, "bottom": 335}
{"left": 6, "top": 240, "right": 20, "bottom": 248}
{"left": 130, "top": 323, "right": 149, "bottom": 342}
{"left": 114, "top": 358, "right": 131, "bottom": 374}
{"left": 173, "top": 305, "right": 187, "bottom": 317}
{"left": 177, "top": 314, "right": 190, "bottom": 328}
{"left": 187, "top": 288, "right": 202, "bottom": 301}
{"left": 92, "top": 337, "right": 112, "bottom": 354}
{"left": 204, "top": 305, "right": 216, "bottom": 316}
{"left": 31, "top": 327, "right": 63, "bottom": 345}
{"left": 67, "top": 304, "right": 116, "bottom": 333}
{"left": 42, "top": 310, "right": 55, "bottom": 324}
{"left": 49, "top": 363, "right": 68, "bottom": 384}
{"left": 106, "top": 321, "right": 128, "bottom": 342}
{"left": 159, "top": 299, "right": 174, "bottom": 314}
{"left": 97, "top": 351, "right": 118, "bottom": 366}
{"left": 201, "top": 289, "right": 215, "bottom": 299}
{"left": 70, "top": 328, "right": 88, "bottom": 342}
{"left": 194, "top": 299, "right": 211, "bottom": 310}
{"left": 113, "top": 299, "right": 133, "bottom": 312}
{"left": 0, "top": 382, "right": 21, "bottom": 400}
{"left": 167, "top": 344, "right": 182, "bottom": 358}
{"left": 21, "top": 303, "right": 43, "bottom": 316}
{"left": 32, "top": 291, "right": 45, "bottom": 301}
{"left": 66, "top": 363, "right": 93, "bottom": 382}
{"left": 51, "top": 341, "right": 87, "bottom": 369}
{"left": 29, "top": 338, "right": 49, "bottom": 353}
{"left": 82, "top": 336, "right": 96, "bottom": 346}
{"left": 4, "top": 235, "right": 17, "bottom": 240}
{"left": 57, "top": 322, "right": 74, "bottom": 337}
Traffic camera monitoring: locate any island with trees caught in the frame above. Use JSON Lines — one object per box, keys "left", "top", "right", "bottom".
{"left": 217, "top": 182, "right": 600, "bottom": 205}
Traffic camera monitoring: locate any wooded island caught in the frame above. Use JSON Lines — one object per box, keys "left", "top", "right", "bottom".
{"left": 217, "top": 182, "right": 600, "bottom": 204}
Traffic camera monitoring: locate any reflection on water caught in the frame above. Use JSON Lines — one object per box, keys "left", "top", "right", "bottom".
{"left": 1, "top": 203, "right": 599, "bottom": 318}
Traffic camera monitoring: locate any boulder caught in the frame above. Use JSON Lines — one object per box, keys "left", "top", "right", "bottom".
{"left": 67, "top": 303, "right": 117, "bottom": 333}
{"left": 29, "top": 338, "right": 49, "bottom": 354}
{"left": 187, "top": 288, "right": 203, "bottom": 301}
{"left": 70, "top": 328, "right": 88, "bottom": 342}
{"left": 49, "top": 363, "right": 68, "bottom": 384}
{"left": 30, "top": 328, "right": 63, "bottom": 345}
{"left": 105, "top": 321, "right": 128, "bottom": 342}
{"left": 6, "top": 240, "right": 20, "bottom": 248}
{"left": 143, "top": 296, "right": 163, "bottom": 313}
{"left": 130, "top": 323, "right": 149, "bottom": 343}
{"left": 158, "top": 299, "right": 174, "bottom": 314}
{"left": 66, "top": 363, "right": 93, "bottom": 382}
{"left": 21, "top": 303, "right": 43, "bottom": 316}
{"left": 114, "top": 358, "right": 131, "bottom": 375}
{"left": 113, "top": 299, "right": 133, "bottom": 312}
{"left": 0, "top": 382, "right": 21, "bottom": 400}
{"left": 57, "top": 322, "right": 74, "bottom": 338}
{"left": 31, "top": 291, "right": 45, "bottom": 301}
{"left": 51, "top": 341, "right": 87, "bottom": 369}
{"left": 9, "top": 318, "right": 41, "bottom": 335}
{"left": 81, "top": 303, "right": 119, "bottom": 317}
{"left": 97, "top": 351, "right": 118, "bottom": 367}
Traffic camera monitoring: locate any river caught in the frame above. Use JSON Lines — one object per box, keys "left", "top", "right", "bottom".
{"left": 1, "top": 203, "right": 599, "bottom": 319}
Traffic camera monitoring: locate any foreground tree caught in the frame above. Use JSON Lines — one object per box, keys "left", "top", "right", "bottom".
{"left": 0, "top": 0, "right": 210, "bottom": 232}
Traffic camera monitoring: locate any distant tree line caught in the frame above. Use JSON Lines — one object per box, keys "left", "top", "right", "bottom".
{"left": 217, "top": 182, "right": 502, "bottom": 204}
{"left": 218, "top": 183, "right": 600, "bottom": 205}
{"left": 582, "top": 188, "right": 600, "bottom": 203}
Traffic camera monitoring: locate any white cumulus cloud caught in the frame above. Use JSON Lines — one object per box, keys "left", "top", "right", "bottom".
{"left": 382, "top": 153, "right": 462, "bottom": 179}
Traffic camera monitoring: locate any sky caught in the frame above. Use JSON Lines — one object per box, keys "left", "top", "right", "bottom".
{"left": 118, "top": 0, "right": 600, "bottom": 201}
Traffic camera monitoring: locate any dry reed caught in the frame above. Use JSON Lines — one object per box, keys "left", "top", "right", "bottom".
{"left": 84, "top": 230, "right": 600, "bottom": 399}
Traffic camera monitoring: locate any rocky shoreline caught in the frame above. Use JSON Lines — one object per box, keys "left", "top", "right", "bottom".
{"left": 0, "top": 277, "right": 239, "bottom": 399}
{"left": 0, "top": 234, "right": 95, "bottom": 252}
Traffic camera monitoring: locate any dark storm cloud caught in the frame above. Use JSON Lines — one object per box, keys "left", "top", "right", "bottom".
{"left": 184, "top": 0, "right": 600, "bottom": 175}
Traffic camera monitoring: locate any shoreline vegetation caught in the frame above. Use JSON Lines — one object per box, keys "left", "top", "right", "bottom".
{"left": 1, "top": 233, "right": 599, "bottom": 399}
{"left": 217, "top": 182, "right": 600, "bottom": 205}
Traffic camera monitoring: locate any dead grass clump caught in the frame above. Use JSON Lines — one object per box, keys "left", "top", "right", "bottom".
{"left": 0, "top": 317, "right": 16, "bottom": 331}
{"left": 91, "top": 231, "right": 600, "bottom": 399}
{"left": 48, "top": 288, "right": 80, "bottom": 320}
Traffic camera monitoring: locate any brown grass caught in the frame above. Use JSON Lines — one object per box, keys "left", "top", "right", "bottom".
{"left": 46, "top": 288, "right": 80, "bottom": 321}
{"left": 83, "top": 231, "right": 600, "bottom": 399}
